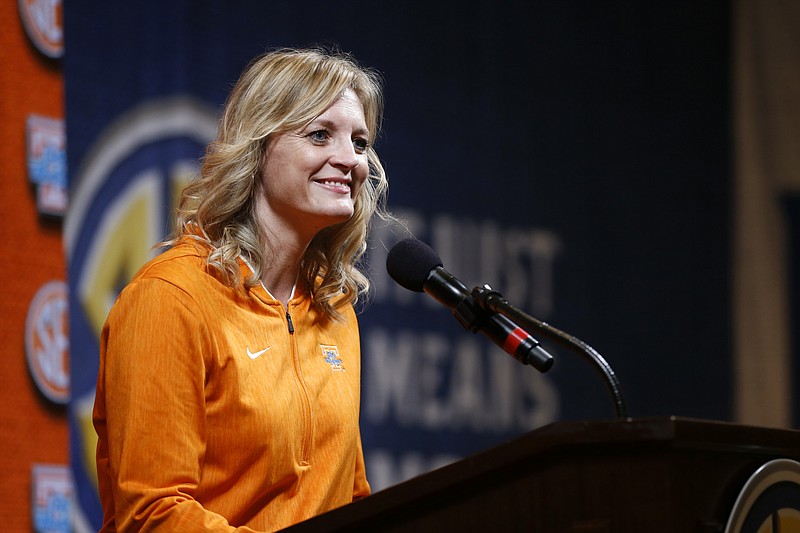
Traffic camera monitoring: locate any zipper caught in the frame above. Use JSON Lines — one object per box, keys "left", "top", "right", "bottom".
{"left": 286, "top": 306, "right": 311, "bottom": 464}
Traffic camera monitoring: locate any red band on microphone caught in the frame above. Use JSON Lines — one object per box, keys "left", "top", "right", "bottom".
{"left": 503, "top": 327, "right": 528, "bottom": 355}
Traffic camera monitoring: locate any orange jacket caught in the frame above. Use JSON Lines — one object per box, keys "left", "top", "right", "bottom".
{"left": 94, "top": 238, "right": 370, "bottom": 532}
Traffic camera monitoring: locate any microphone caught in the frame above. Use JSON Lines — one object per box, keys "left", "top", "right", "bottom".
{"left": 386, "top": 238, "right": 554, "bottom": 372}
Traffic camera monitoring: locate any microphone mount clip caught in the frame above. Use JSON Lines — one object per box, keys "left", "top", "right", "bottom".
{"left": 471, "top": 285, "right": 629, "bottom": 420}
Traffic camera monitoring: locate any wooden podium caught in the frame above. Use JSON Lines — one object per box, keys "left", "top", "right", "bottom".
{"left": 283, "top": 417, "right": 800, "bottom": 533}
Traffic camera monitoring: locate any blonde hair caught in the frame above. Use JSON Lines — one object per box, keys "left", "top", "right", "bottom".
{"left": 171, "top": 47, "right": 388, "bottom": 320}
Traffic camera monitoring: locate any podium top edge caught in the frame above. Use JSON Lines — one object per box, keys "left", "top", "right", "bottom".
{"left": 281, "top": 417, "right": 800, "bottom": 532}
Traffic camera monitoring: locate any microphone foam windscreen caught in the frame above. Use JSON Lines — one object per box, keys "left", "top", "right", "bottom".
{"left": 386, "top": 238, "right": 443, "bottom": 293}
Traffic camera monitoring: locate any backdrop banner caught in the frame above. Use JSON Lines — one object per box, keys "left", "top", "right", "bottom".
{"left": 64, "top": 2, "right": 731, "bottom": 529}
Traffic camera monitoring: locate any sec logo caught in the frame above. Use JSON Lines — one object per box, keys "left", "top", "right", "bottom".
{"left": 725, "top": 458, "right": 800, "bottom": 533}
{"left": 65, "top": 95, "right": 217, "bottom": 530}
{"left": 18, "top": 0, "right": 63, "bottom": 59}
{"left": 25, "top": 280, "right": 70, "bottom": 404}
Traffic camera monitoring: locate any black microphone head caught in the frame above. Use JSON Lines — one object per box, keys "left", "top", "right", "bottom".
{"left": 386, "top": 238, "right": 443, "bottom": 293}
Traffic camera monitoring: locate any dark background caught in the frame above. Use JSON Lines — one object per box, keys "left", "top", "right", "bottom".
{"left": 65, "top": 0, "right": 731, "bottom": 523}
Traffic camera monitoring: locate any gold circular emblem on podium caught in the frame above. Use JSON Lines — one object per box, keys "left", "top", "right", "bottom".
{"left": 724, "top": 458, "right": 800, "bottom": 533}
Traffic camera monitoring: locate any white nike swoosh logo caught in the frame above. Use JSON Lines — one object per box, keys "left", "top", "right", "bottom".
{"left": 246, "top": 347, "right": 270, "bottom": 359}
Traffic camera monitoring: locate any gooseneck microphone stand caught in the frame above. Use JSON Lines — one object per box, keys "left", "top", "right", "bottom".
{"left": 472, "top": 285, "right": 629, "bottom": 420}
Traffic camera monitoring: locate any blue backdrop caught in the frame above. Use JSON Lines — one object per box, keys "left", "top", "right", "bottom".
{"left": 64, "top": 2, "right": 731, "bottom": 529}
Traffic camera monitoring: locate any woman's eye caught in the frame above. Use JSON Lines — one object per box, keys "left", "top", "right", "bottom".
{"left": 353, "top": 138, "right": 369, "bottom": 153}
{"left": 308, "top": 130, "right": 330, "bottom": 143}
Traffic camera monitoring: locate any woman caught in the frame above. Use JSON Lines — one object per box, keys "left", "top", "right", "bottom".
{"left": 93, "top": 47, "right": 389, "bottom": 532}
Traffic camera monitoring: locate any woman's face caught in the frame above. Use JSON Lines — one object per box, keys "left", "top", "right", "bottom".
{"left": 257, "top": 88, "right": 370, "bottom": 240}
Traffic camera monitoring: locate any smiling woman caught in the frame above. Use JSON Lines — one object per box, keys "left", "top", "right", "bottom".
{"left": 92, "top": 48, "right": 391, "bottom": 533}
{"left": 180, "top": 48, "right": 388, "bottom": 319}
{"left": 257, "top": 88, "right": 372, "bottom": 280}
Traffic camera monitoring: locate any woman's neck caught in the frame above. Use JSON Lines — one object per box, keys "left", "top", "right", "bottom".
{"left": 258, "top": 228, "right": 310, "bottom": 307}
{"left": 262, "top": 262, "right": 301, "bottom": 307}
{"left": 253, "top": 193, "right": 318, "bottom": 307}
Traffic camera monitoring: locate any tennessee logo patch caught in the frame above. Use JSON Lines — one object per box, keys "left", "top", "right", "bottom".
{"left": 321, "top": 345, "right": 345, "bottom": 372}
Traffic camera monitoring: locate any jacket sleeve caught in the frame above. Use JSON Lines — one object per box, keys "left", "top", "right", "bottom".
{"left": 94, "top": 278, "right": 262, "bottom": 532}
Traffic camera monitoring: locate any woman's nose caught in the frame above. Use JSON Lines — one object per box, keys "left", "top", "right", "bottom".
{"left": 329, "top": 138, "right": 360, "bottom": 171}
